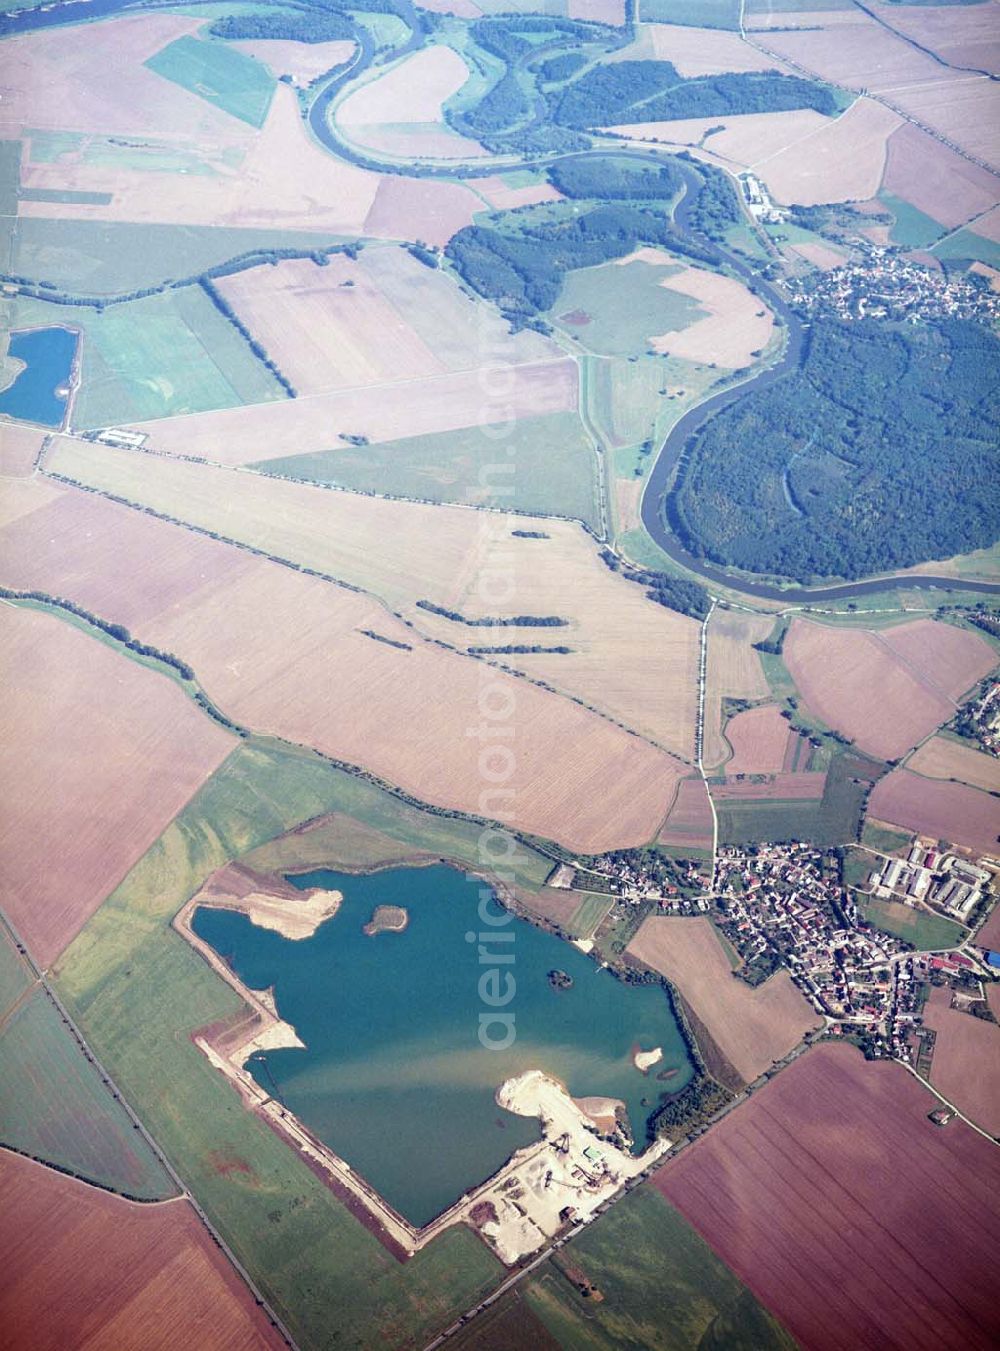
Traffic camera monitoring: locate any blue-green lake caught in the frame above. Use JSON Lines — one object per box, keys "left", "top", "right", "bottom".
{"left": 193, "top": 864, "right": 693, "bottom": 1227}
{"left": 0, "top": 326, "right": 77, "bottom": 428}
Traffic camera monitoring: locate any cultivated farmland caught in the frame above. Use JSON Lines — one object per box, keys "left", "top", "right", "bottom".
{"left": 868, "top": 770, "right": 1000, "bottom": 858}
{"left": 922, "top": 985, "right": 1000, "bottom": 1137}
{"left": 0, "top": 423, "right": 45, "bottom": 477}
{"left": 783, "top": 617, "right": 997, "bottom": 761}
{"left": 0, "top": 1150, "right": 284, "bottom": 1351}
{"left": 650, "top": 265, "right": 774, "bottom": 366}
{"left": 626, "top": 915, "right": 821, "bottom": 1083}
{"left": 1, "top": 483, "right": 684, "bottom": 852}
{"left": 233, "top": 37, "right": 355, "bottom": 88}
{"left": 44, "top": 439, "right": 702, "bottom": 757}
{"left": 881, "top": 123, "right": 1000, "bottom": 230}
{"left": 656, "top": 1043, "right": 1000, "bottom": 1351}
{"left": 657, "top": 776, "right": 715, "bottom": 854}
{"left": 703, "top": 608, "right": 772, "bottom": 770}
{"left": 0, "top": 984, "right": 175, "bottom": 1199}
{"left": 724, "top": 703, "right": 796, "bottom": 775}
{"left": 906, "top": 735, "right": 1000, "bottom": 795}
{"left": 0, "top": 603, "right": 235, "bottom": 966}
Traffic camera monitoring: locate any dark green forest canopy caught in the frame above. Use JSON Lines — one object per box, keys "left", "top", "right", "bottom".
{"left": 669, "top": 318, "right": 1000, "bottom": 582}
{"left": 550, "top": 61, "right": 838, "bottom": 128}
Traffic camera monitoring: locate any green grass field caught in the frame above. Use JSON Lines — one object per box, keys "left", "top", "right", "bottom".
{"left": 145, "top": 35, "right": 275, "bottom": 128}
{"left": 12, "top": 218, "right": 347, "bottom": 296}
{"left": 0, "top": 923, "right": 32, "bottom": 1015}
{"left": 862, "top": 821, "right": 912, "bottom": 854}
{"left": 514, "top": 1187, "right": 794, "bottom": 1350}
{"left": 640, "top": 0, "right": 741, "bottom": 27}
{"left": 933, "top": 228, "right": 1000, "bottom": 269}
{"left": 552, "top": 259, "right": 704, "bottom": 359}
{"left": 52, "top": 741, "right": 566, "bottom": 1348}
{"left": 716, "top": 750, "right": 883, "bottom": 847}
{"left": 8, "top": 286, "right": 287, "bottom": 428}
{"left": 860, "top": 898, "right": 964, "bottom": 951}
{"left": 878, "top": 192, "right": 944, "bottom": 248}
{"left": 566, "top": 893, "right": 615, "bottom": 941}
{"left": 0, "top": 985, "right": 176, "bottom": 1199}
{"left": 254, "top": 410, "right": 601, "bottom": 529}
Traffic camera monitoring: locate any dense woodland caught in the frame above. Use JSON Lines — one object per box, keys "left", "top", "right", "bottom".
{"left": 670, "top": 318, "right": 1000, "bottom": 580}
{"left": 551, "top": 62, "right": 838, "bottom": 129}
{"left": 446, "top": 203, "right": 716, "bottom": 326}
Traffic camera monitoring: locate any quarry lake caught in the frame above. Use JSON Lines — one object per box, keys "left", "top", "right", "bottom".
{"left": 193, "top": 863, "right": 693, "bottom": 1227}
{"left": 0, "top": 326, "right": 77, "bottom": 428}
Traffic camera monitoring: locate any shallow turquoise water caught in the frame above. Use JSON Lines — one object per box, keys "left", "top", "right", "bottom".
{"left": 0, "top": 326, "right": 77, "bottom": 428}
{"left": 193, "top": 864, "right": 692, "bottom": 1226}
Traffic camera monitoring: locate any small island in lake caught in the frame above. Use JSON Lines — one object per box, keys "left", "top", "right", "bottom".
{"left": 363, "top": 904, "right": 409, "bottom": 936}
{"left": 548, "top": 968, "right": 573, "bottom": 991}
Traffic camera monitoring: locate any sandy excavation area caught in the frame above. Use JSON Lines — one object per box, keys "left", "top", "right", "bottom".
{"left": 651, "top": 266, "right": 773, "bottom": 366}
{"left": 627, "top": 916, "right": 821, "bottom": 1084}
{"left": 195, "top": 862, "right": 342, "bottom": 940}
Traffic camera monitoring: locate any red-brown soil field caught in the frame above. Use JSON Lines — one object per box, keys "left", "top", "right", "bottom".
{"left": 0, "top": 424, "right": 46, "bottom": 478}
{"left": 976, "top": 905, "right": 1000, "bottom": 952}
{"left": 0, "top": 604, "right": 235, "bottom": 966}
{"left": 784, "top": 618, "right": 996, "bottom": 761}
{"left": 0, "top": 1150, "right": 283, "bottom": 1351}
{"left": 655, "top": 1043, "right": 1000, "bottom": 1351}
{"left": 922, "top": 985, "right": 1000, "bottom": 1137}
{"left": 626, "top": 916, "right": 821, "bottom": 1083}
{"left": 881, "top": 123, "right": 1000, "bottom": 228}
{"left": 868, "top": 769, "right": 1000, "bottom": 857}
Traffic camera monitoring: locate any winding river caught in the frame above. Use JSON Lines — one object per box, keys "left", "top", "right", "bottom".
{"left": 5, "top": 0, "right": 998, "bottom": 601}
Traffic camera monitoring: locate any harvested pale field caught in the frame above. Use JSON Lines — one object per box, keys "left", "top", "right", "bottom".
{"left": 868, "top": 0, "right": 1000, "bottom": 78}
{"left": 882, "top": 123, "right": 1000, "bottom": 228}
{"left": 784, "top": 618, "right": 996, "bottom": 761}
{"left": 650, "top": 266, "right": 773, "bottom": 366}
{"left": 753, "top": 97, "right": 902, "bottom": 207}
{"left": 712, "top": 772, "right": 826, "bottom": 801}
{"left": 868, "top": 771, "right": 1000, "bottom": 857}
{"left": 747, "top": 7, "right": 870, "bottom": 32}
{"left": 703, "top": 609, "right": 772, "bottom": 770}
{"left": 417, "top": 0, "right": 480, "bottom": 13}
{"left": 362, "top": 174, "right": 482, "bottom": 246}
{"left": 656, "top": 1043, "right": 1000, "bottom": 1351}
{"left": 658, "top": 776, "right": 714, "bottom": 852}
{"left": 723, "top": 704, "right": 794, "bottom": 775}
{"left": 907, "top": 736, "right": 1000, "bottom": 795}
{"left": 791, "top": 240, "right": 847, "bottom": 269}
{"left": 757, "top": 16, "right": 967, "bottom": 93}
{"left": 923, "top": 985, "right": 1000, "bottom": 1136}
{"left": 608, "top": 108, "right": 831, "bottom": 169}
{"left": 568, "top": 0, "right": 626, "bottom": 23}
{"left": 0, "top": 604, "right": 235, "bottom": 966}
{"left": 614, "top": 476, "right": 642, "bottom": 534}
{"left": 0, "top": 423, "right": 46, "bottom": 477}
{"left": 626, "top": 916, "right": 821, "bottom": 1082}
{"left": 233, "top": 37, "right": 355, "bottom": 88}
{"left": 46, "top": 438, "right": 702, "bottom": 757}
{"left": 336, "top": 45, "right": 485, "bottom": 158}
{"left": 891, "top": 79, "right": 1000, "bottom": 169}
{"left": 339, "top": 46, "right": 471, "bottom": 126}
{"left": 971, "top": 205, "right": 1000, "bottom": 243}
{"left": 0, "top": 485, "right": 684, "bottom": 852}
{"left": 117, "top": 360, "right": 578, "bottom": 465}
{"left": 467, "top": 174, "right": 562, "bottom": 209}
{"left": 646, "top": 23, "right": 791, "bottom": 76}
{"left": 0, "top": 13, "right": 245, "bottom": 140}
{"left": 216, "top": 255, "right": 445, "bottom": 395}
{"left": 0, "top": 1150, "right": 282, "bottom": 1351}
{"left": 0, "top": 472, "right": 63, "bottom": 528}
{"left": 877, "top": 619, "right": 997, "bottom": 702}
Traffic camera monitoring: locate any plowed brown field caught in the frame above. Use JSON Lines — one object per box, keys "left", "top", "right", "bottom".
{"left": 922, "top": 985, "right": 1000, "bottom": 1137}
{"left": 0, "top": 1150, "right": 282, "bottom": 1351}
{"left": 724, "top": 704, "right": 792, "bottom": 775}
{"left": 655, "top": 1043, "right": 1000, "bottom": 1351}
{"left": 0, "top": 603, "right": 235, "bottom": 965}
{"left": 868, "top": 770, "right": 1000, "bottom": 857}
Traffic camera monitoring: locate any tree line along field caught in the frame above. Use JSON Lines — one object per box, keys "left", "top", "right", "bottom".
{"left": 670, "top": 319, "right": 1000, "bottom": 583}
{"left": 41, "top": 440, "right": 703, "bottom": 763}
